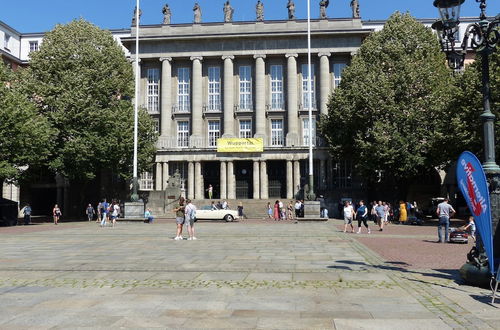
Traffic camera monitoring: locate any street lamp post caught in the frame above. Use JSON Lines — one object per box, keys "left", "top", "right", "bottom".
{"left": 432, "top": 0, "right": 500, "bottom": 283}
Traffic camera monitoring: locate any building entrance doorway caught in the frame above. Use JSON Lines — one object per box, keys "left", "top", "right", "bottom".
{"left": 203, "top": 162, "right": 220, "bottom": 199}
{"left": 235, "top": 161, "right": 253, "bottom": 199}
{"left": 268, "top": 160, "right": 286, "bottom": 198}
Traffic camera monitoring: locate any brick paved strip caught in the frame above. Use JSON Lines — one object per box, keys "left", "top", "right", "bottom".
{"left": 344, "top": 234, "right": 493, "bottom": 329}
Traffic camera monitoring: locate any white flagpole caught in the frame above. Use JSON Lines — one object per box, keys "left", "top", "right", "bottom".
{"left": 132, "top": 0, "right": 140, "bottom": 201}
{"left": 307, "top": 0, "right": 314, "bottom": 197}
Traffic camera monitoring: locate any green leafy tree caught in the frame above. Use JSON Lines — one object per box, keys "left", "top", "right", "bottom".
{"left": 0, "top": 64, "right": 54, "bottom": 182}
{"left": 320, "top": 13, "right": 461, "bottom": 186}
{"left": 25, "top": 19, "right": 156, "bottom": 183}
{"left": 453, "top": 50, "right": 500, "bottom": 160}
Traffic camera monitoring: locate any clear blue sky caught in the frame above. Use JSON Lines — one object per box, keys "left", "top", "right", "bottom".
{"left": 2, "top": 0, "right": 499, "bottom": 33}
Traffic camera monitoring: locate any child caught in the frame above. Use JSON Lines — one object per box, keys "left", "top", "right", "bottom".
{"left": 463, "top": 216, "right": 476, "bottom": 242}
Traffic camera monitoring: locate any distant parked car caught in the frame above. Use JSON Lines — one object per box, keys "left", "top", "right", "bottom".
{"left": 196, "top": 205, "right": 239, "bottom": 222}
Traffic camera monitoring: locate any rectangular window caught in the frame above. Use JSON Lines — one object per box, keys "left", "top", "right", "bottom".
{"left": 208, "top": 67, "right": 221, "bottom": 111}
{"left": 147, "top": 68, "right": 160, "bottom": 113}
{"left": 239, "top": 66, "right": 252, "bottom": 110}
{"left": 139, "top": 171, "right": 154, "bottom": 191}
{"left": 4, "top": 34, "right": 10, "bottom": 50}
{"left": 239, "top": 120, "right": 252, "bottom": 138}
{"left": 271, "top": 119, "right": 284, "bottom": 146}
{"left": 29, "top": 41, "right": 39, "bottom": 53}
{"left": 333, "top": 160, "right": 352, "bottom": 188}
{"left": 302, "top": 118, "right": 317, "bottom": 146}
{"left": 178, "top": 67, "right": 190, "bottom": 112}
{"left": 333, "top": 63, "right": 347, "bottom": 88}
{"left": 270, "top": 65, "right": 284, "bottom": 110}
{"left": 177, "top": 121, "right": 189, "bottom": 147}
{"left": 208, "top": 120, "right": 220, "bottom": 147}
{"left": 152, "top": 118, "right": 160, "bottom": 134}
{"left": 302, "top": 64, "right": 316, "bottom": 110}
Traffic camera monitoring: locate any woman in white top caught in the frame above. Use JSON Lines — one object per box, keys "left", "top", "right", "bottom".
{"left": 343, "top": 201, "right": 355, "bottom": 233}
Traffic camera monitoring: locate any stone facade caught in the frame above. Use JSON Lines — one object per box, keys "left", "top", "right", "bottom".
{"left": 122, "top": 18, "right": 367, "bottom": 200}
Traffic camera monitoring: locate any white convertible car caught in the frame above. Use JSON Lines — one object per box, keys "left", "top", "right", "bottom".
{"left": 195, "top": 206, "right": 239, "bottom": 222}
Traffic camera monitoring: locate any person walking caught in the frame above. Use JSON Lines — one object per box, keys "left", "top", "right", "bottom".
{"left": 100, "top": 199, "right": 109, "bottom": 227}
{"left": 399, "top": 201, "right": 407, "bottom": 224}
{"left": 111, "top": 201, "right": 120, "bottom": 227}
{"left": 237, "top": 202, "right": 245, "bottom": 220}
{"left": 356, "top": 200, "right": 370, "bottom": 234}
{"left": 23, "top": 204, "right": 32, "bottom": 225}
{"left": 96, "top": 201, "right": 102, "bottom": 223}
{"left": 463, "top": 216, "right": 476, "bottom": 242}
{"left": 375, "top": 201, "right": 385, "bottom": 231}
{"left": 273, "top": 200, "right": 280, "bottom": 221}
{"left": 267, "top": 202, "right": 273, "bottom": 219}
{"left": 287, "top": 201, "right": 294, "bottom": 220}
{"left": 52, "top": 204, "right": 62, "bottom": 225}
{"left": 294, "top": 200, "right": 302, "bottom": 218}
{"left": 174, "top": 197, "right": 186, "bottom": 240}
{"left": 436, "top": 198, "right": 456, "bottom": 243}
{"left": 145, "top": 208, "right": 154, "bottom": 224}
{"left": 278, "top": 200, "right": 285, "bottom": 220}
{"left": 86, "top": 204, "right": 95, "bottom": 222}
{"left": 343, "top": 201, "right": 355, "bottom": 233}
{"left": 206, "top": 184, "right": 213, "bottom": 199}
{"left": 185, "top": 199, "right": 197, "bottom": 240}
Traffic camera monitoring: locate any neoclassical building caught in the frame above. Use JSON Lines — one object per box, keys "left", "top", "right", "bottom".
{"left": 122, "top": 17, "right": 368, "bottom": 201}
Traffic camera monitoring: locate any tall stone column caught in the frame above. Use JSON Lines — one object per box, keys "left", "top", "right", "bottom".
{"left": 293, "top": 160, "right": 301, "bottom": 197}
{"left": 319, "top": 159, "right": 326, "bottom": 190}
{"left": 195, "top": 162, "right": 203, "bottom": 199}
{"left": 260, "top": 160, "right": 268, "bottom": 199}
{"left": 222, "top": 55, "right": 235, "bottom": 137}
{"left": 253, "top": 161, "right": 260, "bottom": 199}
{"left": 190, "top": 56, "right": 203, "bottom": 147}
{"left": 227, "top": 161, "right": 236, "bottom": 199}
{"left": 162, "top": 162, "right": 169, "bottom": 190}
{"left": 286, "top": 160, "right": 293, "bottom": 199}
{"left": 220, "top": 161, "right": 227, "bottom": 199}
{"left": 286, "top": 54, "right": 299, "bottom": 146}
{"left": 254, "top": 54, "right": 266, "bottom": 138}
{"left": 160, "top": 57, "right": 172, "bottom": 137}
{"left": 155, "top": 162, "right": 163, "bottom": 191}
{"left": 318, "top": 53, "right": 331, "bottom": 116}
{"left": 188, "top": 161, "right": 194, "bottom": 199}
{"left": 131, "top": 58, "right": 142, "bottom": 106}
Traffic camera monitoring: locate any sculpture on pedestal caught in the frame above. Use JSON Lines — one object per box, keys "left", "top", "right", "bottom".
{"left": 287, "top": 0, "right": 296, "bottom": 20}
{"left": 223, "top": 1, "right": 234, "bottom": 23}
{"left": 256, "top": 0, "right": 264, "bottom": 21}
{"left": 131, "top": 6, "right": 142, "bottom": 26}
{"left": 162, "top": 4, "right": 172, "bottom": 24}
{"left": 193, "top": 2, "right": 202, "bottom": 23}
{"left": 350, "top": 0, "right": 360, "bottom": 18}
{"left": 319, "top": 0, "right": 329, "bottom": 19}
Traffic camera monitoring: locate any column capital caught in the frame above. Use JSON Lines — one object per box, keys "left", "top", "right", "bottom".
{"left": 190, "top": 56, "right": 203, "bottom": 61}
{"left": 253, "top": 54, "right": 267, "bottom": 60}
{"left": 128, "top": 57, "right": 141, "bottom": 63}
{"left": 222, "top": 55, "right": 235, "bottom": 60}
{"left": 160, "top": 57, "right": 172, "bottom": 62}
{"left": 285, "top": 53, "right": 298, "bottom": 58}
{"left": 318, "top": 52, "right": 331, "bottom": 58}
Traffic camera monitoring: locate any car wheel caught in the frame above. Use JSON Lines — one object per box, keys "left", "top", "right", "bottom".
{"left": 225, "top": 214, "right": 234, "bottom": 222}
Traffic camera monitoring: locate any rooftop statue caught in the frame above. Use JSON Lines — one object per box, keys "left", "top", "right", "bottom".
{"left": 131, "top": 6, "right": 142, "bottom": 26}
{"left": 319, "top": 0, "right": 329, "bottom": 19}
{"left": 350, "top": 0, "right": 360, "bottom": 18}
{"left": 162, "top": 4, "right": 172, "bottom": 24}
{"left": 256, "top": 0, "right": 264, "bottom": 22}
{"left": 193, "top": 2, "right": 202, "bottom": 23}
{"left": 223, "top": 1, "right": 234, "bottom": 23}
{"left": 287, "top": 0, "right": 296, "bottom": 20}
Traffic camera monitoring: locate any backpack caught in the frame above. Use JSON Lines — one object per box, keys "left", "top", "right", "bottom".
{"left": 187, "top": 205, "right": 197, "bottom": 222}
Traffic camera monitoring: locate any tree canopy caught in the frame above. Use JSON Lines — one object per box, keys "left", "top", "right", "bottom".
{"left": 320, "top": 12, "right": 461, "bottom": 182}
{"left": 24, "top": 19, "right": 156, "bottom": 182}
{"left": 0, "top": 64, "right": 54, "bottom": 182}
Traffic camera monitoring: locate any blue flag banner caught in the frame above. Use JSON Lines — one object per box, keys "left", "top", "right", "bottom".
{"left": 456, "top": 151, "right": 495, "bottom": 275}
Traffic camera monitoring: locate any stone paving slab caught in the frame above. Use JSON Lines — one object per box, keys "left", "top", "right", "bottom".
{"left": 0, "top": 221, "right": 498, "bottom": 329}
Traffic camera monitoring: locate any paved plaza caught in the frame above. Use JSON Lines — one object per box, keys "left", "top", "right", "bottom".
{"left": 0, "top": 220, "right": 499, "bottom": 329}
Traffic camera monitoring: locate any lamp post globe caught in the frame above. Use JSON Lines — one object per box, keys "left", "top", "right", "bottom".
{"left": 433, "top": 0, "right": 465, "bottom": 28}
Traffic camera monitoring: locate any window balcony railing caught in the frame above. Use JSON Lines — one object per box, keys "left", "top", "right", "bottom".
{"left": 172, "top": 104, "right": 191, "bottom": 114}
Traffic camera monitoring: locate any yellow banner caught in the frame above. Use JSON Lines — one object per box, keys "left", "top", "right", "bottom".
{"left": 217, "top": 138, "right": 264, "bottom": 153}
